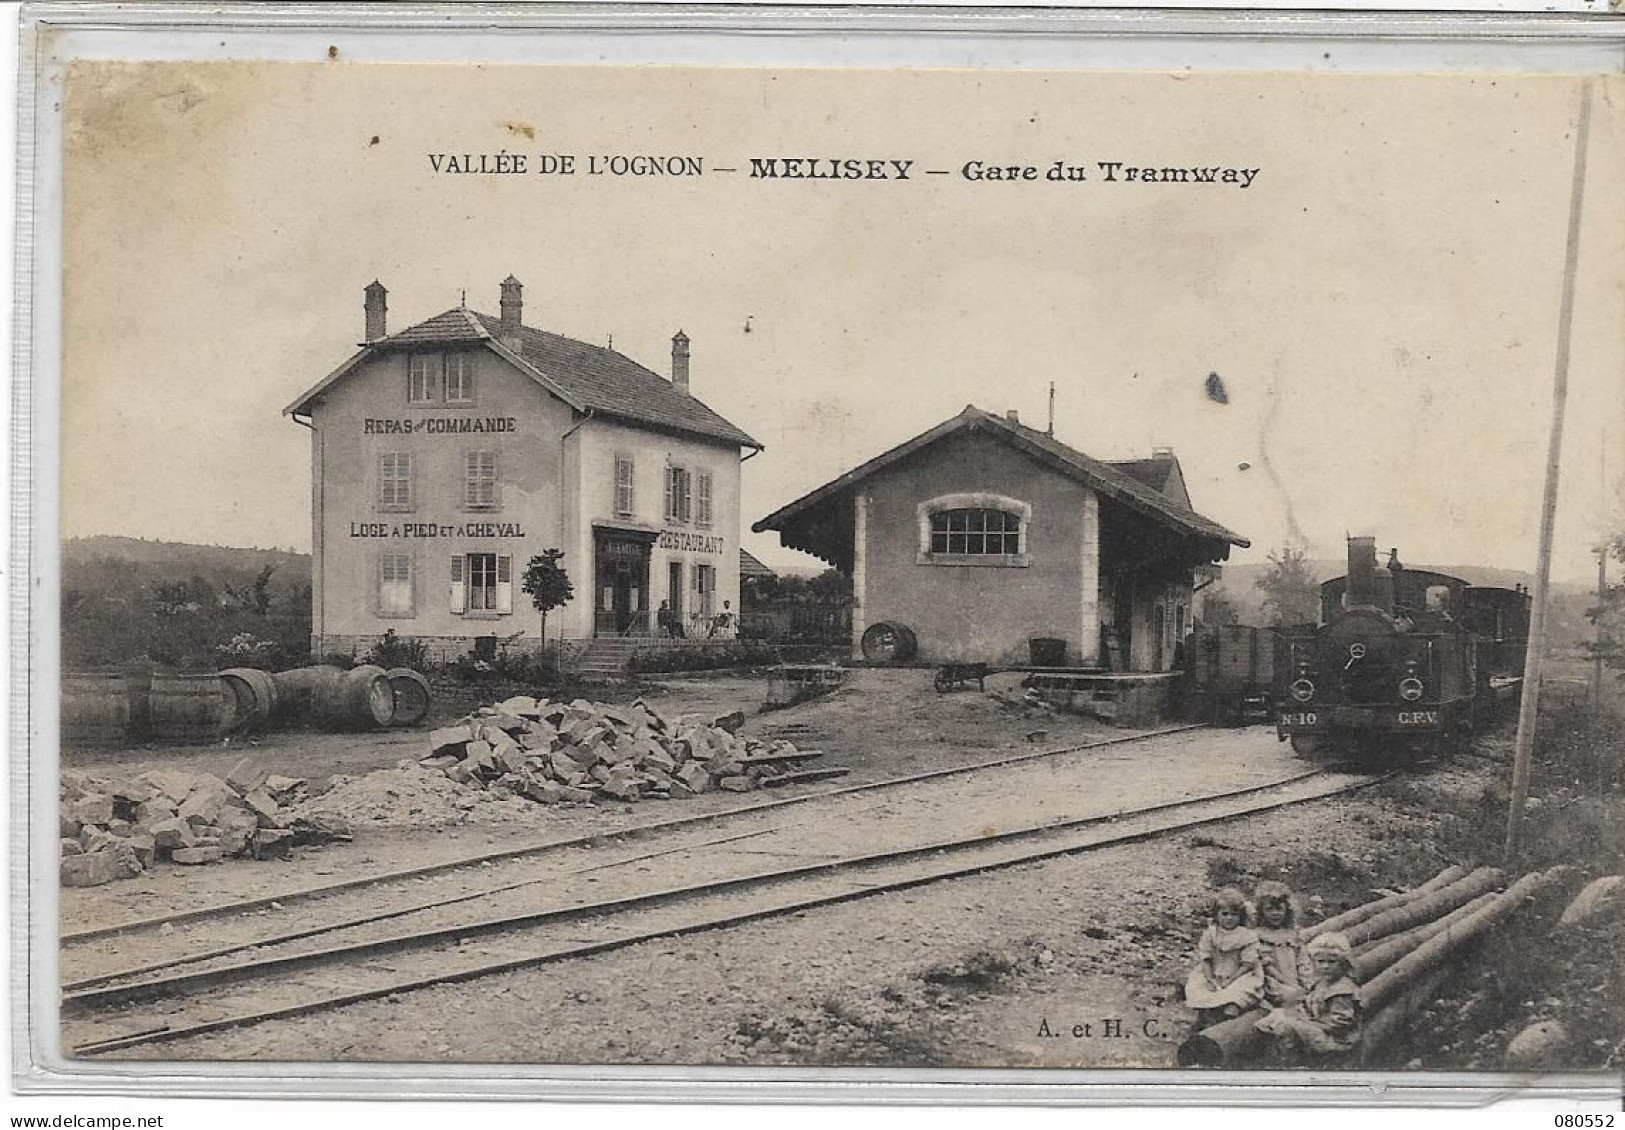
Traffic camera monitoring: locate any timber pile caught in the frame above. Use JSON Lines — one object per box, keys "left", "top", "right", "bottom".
{"left": 58, "top": 759, "right": 351, "bottom": 888}
{"left": 421, "top": 695, "right": 847, "bottom": 804}
{"left": 1178, "top": 862, "right": 1572, "bottom": 1068}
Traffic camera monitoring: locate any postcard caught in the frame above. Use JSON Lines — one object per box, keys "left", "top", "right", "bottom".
{"left": 25, "top": 31, "right": 1625, "bottom": 1101}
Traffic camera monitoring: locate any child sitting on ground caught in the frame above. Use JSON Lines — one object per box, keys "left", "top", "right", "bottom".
{"left": 1251, "top": 880, "right": 1313, "bottom": 1007}
{"left": 1253, "top": 931, "right": 1363, "bottom": 1062}
{"left": 1184, "top": 886, "right": 1265, "bottom": 1029}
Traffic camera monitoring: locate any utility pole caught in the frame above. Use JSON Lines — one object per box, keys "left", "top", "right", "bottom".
{"left": 1594, "top": 439, "right": 1608, "bottom": 711}
{"left": 1507, "top": 79, "right": 1595, "bottom": 860}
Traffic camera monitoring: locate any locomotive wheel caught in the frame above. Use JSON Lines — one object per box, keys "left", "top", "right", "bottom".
{"left": 1289, "top": 735, "right": 1322, "bottom": 760}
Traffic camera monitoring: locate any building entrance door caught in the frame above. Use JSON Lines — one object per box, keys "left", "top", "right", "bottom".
{"left": 594, "top": 532, "right": 652, "bottom": 636}
{"left": 667, "top": 561, "right": 685, "bottom": 637}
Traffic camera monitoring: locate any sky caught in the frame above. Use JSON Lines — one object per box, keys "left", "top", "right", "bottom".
{"left": 53, "top": 63, "right": 1625, "bottom": 583}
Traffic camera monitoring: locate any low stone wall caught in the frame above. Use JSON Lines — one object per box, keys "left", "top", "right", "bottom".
{"left": 315, "top": 634, "right": 550, "bottom": 666}
{"left": 1031, "top": 673, "right": 1180, "bottom": 728}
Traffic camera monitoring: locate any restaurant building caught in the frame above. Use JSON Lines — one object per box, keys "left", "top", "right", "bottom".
{"left": 285, "top": 277, "right": 760, "bottom": 661}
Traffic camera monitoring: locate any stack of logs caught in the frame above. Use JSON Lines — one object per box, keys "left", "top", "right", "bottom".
{"left": 1177, "top": 862, "right": 1573, "bottom": 1067}
{"left": 423, "top": 695, "right": 846, "bottom": 804}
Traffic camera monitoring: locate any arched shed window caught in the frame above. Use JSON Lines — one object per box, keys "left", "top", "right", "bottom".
{"left": 916, "top": 493, "right": 1031, "bottom": 567}
{"left": 931, "top": 509, "right": 1020, "bottom": 555}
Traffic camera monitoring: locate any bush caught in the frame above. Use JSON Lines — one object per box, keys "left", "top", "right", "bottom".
{"left": 445, "top": 644, "right": 560, "bottom": 687}
{"left": 362, "top": 629, "right": 430, "bottom": 672}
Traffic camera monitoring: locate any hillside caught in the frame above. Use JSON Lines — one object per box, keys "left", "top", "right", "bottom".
{"left": 61, "top": 537, "right": 312, "bottom": 670}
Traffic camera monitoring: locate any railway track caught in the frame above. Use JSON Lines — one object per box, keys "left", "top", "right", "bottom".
{"left": 66, "top": 753, "right": 1388, "bottom": 1058}
{"left": 63, "top": 722, "right": 1209, "bottom": 947}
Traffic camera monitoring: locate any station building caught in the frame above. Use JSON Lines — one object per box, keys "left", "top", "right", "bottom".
{"left": 285, "top": 277, "right": 761, "bottom": 660}
{"left": 753, "top": 405, "right": 1247, "bottom": 670}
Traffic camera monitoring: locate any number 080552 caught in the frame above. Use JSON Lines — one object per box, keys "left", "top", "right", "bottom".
{"left": 1554, "top": 1116, "right": 1613, "bottom": 1127}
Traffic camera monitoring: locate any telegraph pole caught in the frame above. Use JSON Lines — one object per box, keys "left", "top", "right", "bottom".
{"left": 1594, "top": 440, "right": 1608, "bottom": 711}
{"left": 1507, "top": 79, "right": 1595, "bottom": 860}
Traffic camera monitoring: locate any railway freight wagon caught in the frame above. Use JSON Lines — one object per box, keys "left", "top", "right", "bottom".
{"left": 1275, "top": 537, "right": 1530, "bottom": 760}
{"left": 1186, "top": 624, "right": 1277, "bottom": 725}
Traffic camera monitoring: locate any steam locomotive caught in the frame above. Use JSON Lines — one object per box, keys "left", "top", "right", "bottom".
{"left": 1274, "top": 537, "right": 1530, "bottom": 759}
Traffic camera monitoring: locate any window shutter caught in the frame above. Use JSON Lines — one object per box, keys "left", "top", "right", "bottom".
{"left": 376, "top": 553, "right": 385, "bottom": 615}
{"left": 679, "top": 469, "right": 692, "bottom": 523}
{"left": 496, "top": 554, "right": 513, "bottom": 614}
{"left": 449, "top": 554, "right": 466, "bottom": 614}
{"left": 664, "top": 467, "right": 675, "bottom": 521}
{"left": 697, "top": 471, "right": 713, "bottom": 527}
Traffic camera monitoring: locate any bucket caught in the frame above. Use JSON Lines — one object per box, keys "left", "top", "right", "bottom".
{"left": 219, "top": 668, "right": 279, "bottom": 733}
{"left": 1030, "top": 637, "right": 1067, "bottom": 667}
{"left": 859, "top": 621, "right": 918, "bottom": 663}
{"left": 385, "top": 668, "right": 432, "bottom": 727}
{"left": 61, "top": 671, "right": 131, "bottom": 747}
{"left": 310, "top": 664, "right": 395, "bottom": 729}
{"left": 148, "top": 673, "right": 234, "bottom": 743}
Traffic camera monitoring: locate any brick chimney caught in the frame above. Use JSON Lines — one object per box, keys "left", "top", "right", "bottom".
{"left": 363, "top": 280, "right": 387, "bottom": 342}
{"left": 671, "top": 330, "right": 690, "bottom": 393}
{"left": 499, "top": 275, "right": 524, "bottom": 354}
{"left": 1006, "top": 409, "right": 1020, "bottom": 425}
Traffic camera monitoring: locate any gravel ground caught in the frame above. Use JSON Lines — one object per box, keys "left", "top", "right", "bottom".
{"left": 59, "top": 669, "right": 1145, "bottom": 934}
{"left": 67, "top": 668, "right": 1595, "bottom": 1071}
{"left": 92, "top": 780, "right": 1435, "bottom": 1068}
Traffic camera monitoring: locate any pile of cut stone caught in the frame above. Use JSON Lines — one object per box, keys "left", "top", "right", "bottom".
{"left": 59, "top": 759, "right": 350, "bottom": 888}
{"left": 422, "top": 695, "right": 843, "bottom": 804}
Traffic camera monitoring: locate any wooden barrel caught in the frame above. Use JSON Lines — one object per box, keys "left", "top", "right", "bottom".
{"left": 384, "top": 668, "right": 432, "bottom": 727}
{"left": 310, "top": 664, "right": 395, "bottom": 729}
{"left": 219, "top": 668, "right": 279, "bottom": 733}
{"left": 61, "top": 671, "right": 132, "bottom": 747}
{"left": 148, "top": 673, "right": 234, "bottom": 743}
{"left": 860, "top": 621, "right": 917, "bottom": 663}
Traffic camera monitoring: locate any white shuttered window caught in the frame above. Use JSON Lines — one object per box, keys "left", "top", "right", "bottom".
{"left": 379, "top": 453, "right": 412, "bottom": 511}
{"left": 465, "top": 451, "right": 499, "bottom": 510}
{"left": 614, "top": 454, "right": 635, "bottom": 517}
{"left": 696, "top": 470, "right": 713, "bottom": 528}
{"left": 463, "top": 552, "right": 512, "bottom": 614}
{"left": 379, "top": 553, "right": 413, "bottom": 616}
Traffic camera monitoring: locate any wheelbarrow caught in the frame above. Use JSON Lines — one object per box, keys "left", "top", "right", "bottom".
{"left": 933, "top": 662, "right": 990, "bottom": 693}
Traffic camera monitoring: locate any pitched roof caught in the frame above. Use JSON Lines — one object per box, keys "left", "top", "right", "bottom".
{"left": 753, "top": 405, "right": 1247, "bottom": 549}
{"left": 739, "top": 548, "right": 777, "bottom": 579}
{"left": 1110, "top": 457, "right": 1176, "bottom": 495}
{"left": 284, "top": 307, "right": 760, "bottom": 450}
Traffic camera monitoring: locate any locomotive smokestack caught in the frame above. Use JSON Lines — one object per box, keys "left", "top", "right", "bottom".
{"left": 1347, "top": 536, "right": 1379, "bottom": 608}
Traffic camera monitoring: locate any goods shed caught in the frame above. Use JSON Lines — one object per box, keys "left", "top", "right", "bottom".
{"left": 753, "top": 405, "right": 1248, "bottom": 670}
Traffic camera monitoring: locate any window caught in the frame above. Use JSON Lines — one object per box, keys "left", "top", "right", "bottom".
{"left": 916, "top": 493, "right": 1031, "bottom": 567}
{"left": 379, "top": 553, "right": 413, "bottom": 616}
{"left": 614, "top": 454, "right": 635, "bottom": 517}
{"left": 665, "top": 465, "right": 692, "bottom": 523}
{"left": 379, "top": 453, "right": 412, "bottom": 511}
{"left": 929, "top": 509, "right": 1021, "bottom": 555}
{"left": 696, "top": 471, "right": 714, "bottom": 528}
{"left": 465, "top": 451, "right": 499, "bottom": 510}
{"left": 445, "top": 353, "right": 475, "bottom": 404}
{"left": 450, "top": 553, "right": 511, "bottom": 615}
{"left": 408, "top": 354, "right": 441, "bottom": 403}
